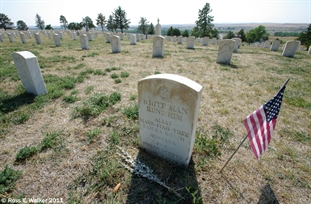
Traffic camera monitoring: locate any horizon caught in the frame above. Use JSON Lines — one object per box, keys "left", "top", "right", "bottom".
{"left": 1, "top": 0, "right": 310, "bottom": 28}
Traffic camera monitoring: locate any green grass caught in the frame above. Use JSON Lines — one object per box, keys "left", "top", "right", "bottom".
{"left": 38, "top": 131, "right": 63, "bottom": 152}
{"left": 72, "top": 92, "right": 121, "bottom": 118}
{"left": 15, "top": 146, "right": 38, "bottom": 163}
{"left": 86, "top": 128, "right": 101, "bottom": 144}
{"left": 123, "top": 103, "right": 139, "bottom": 120}
{"left": 114, "top": 78, "right": 122, "bottom": 83}
{"left": 120, "top": 71, "right": 130, "bottom": 78}
{"left": 94, "top": 69, "right": 106, "bottom": 75}
{"left": 0, "top": 165, "right": 22, "bottom": 194}
{"left": 110, "top": 73, "right": 119, "bottom": 79}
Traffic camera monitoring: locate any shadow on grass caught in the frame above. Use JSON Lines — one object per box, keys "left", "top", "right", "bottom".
{"left": 0, "top": 92, "right": 35, "bottom": 114}
{"left": 219, "top": 63, "right": 239, "bottom": 69}
{"left": 152, "top": 56, "right": 164, "bottom": 59}
{"left": 126, "top": 149, "right": 201, "bottom": 204}
{"left": 257, "top": 183, "right": 279, "bottom": 204}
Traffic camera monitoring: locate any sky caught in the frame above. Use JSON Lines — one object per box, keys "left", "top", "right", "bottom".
{"left": 0, "top": 0, "right": 310, "bottom": 27}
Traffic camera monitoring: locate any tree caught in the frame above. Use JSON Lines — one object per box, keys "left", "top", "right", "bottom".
{"left": 107, "top": 15, "right": 117, "bottom": 32}
{"left": 60, "top": 15, "right": 68, "bottom": 30}
{"left": 0, "top": 13, "right": 14, "bottom": 30}
{"left": 137, "top": 17, "right": 149, "bottom": 37}
{"left": 68, "top": 22, "right": 83, "bottom": 30}
{"left": 246, "top": 25, "right": 269, "bottom": 43}
{"left": 167, "top": 26, "right": 174, "bottom": 36}
{"left": 148, "top": 23, "right": 155, "bottom": 35}
{"left": 96, "top": 13, "right": 107, "bottom": 31}
{"left": 45, "top": 24, "right": 53, "bottom": 30}
{"left": 237, "top": 29, "right": 247, "bottom": 42}
{"left": 113, "top": 6, "right": 131, "bottom": 33}
{"left": 182, "top": 30, "right": 189, "bottom": 37}
{"left": 17, "top": 20, "right": 28, "bottom": 30}
{"left": 224, "top": 30, "right": 235, "bottom": 39}
{"left": 297, "top": 24, "right": 311, "bottom": 50}
{"left": 82, "top": 16, "right": 95, "bottom": 31}
{"left": 35, "top": 14, "right": 45, "bottom": 30}
{"left": 173, "top": 28, "right": 181, "bottom": 36}
{"left": 194, "top": 3, "right": 215, "bottom": 37}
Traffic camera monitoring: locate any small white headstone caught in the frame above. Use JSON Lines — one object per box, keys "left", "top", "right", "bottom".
{"left": 263, "top": 40, "right": 271, "bottom": 48}
{"left": 153, "top": 36, "right": 164, "bottom": 57}
{"left": 104, "top": 33, "right": 111, "bottom": 43}
{"left": 80, "top": 34, "right": 89, "bottom": 50}
{"left": 202, "top": 37, "right": 208, "bottom": 46}
{"left": 111, "top": 35, "right": 121, "bottom": 53}
{"left": 232, "top": 38, "right": 241, "bottom": 53}
{"left": 34, "top": 33, "right": 41, "bottom": 44}
{"left": 187, "top": 36, "right": 195, "bottom": 49}
{"left": 12, "top": 51, "right": 47, "bottom": 96}
{"left": 216, "top": 39, "right": 235, "bottom": 64}
{"left": 138, "top": 74, "right": 203, "bottom": 166}
{"left": 53, "top": 33, "right": 61, "bottom": 46}
{"left": 87, "top": 32, "right": 93, "bottom": 41}
{"left": 7, "top": 33, "right": 14, "bottom": 43}
{"left": 177, "top": 36, "right": 183, "bottom": 44}
{"left": 130, "top": 34, "right": 136, "bottom": 45}
{"left": 282, "top": 41, "right": 300, "bottom": 57}
{"left": 211, "top": 38, "right": 217, "bottom": 45}
{"left": 73, "top": 32, "right": 77, "bottom": 40}
{"left": 270, "top": 40, "right": 280, "bottom": 51}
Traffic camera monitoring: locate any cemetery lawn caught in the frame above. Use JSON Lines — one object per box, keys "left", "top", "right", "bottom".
{"left": 0, "top": 33, "right": 310, "bottom": 203}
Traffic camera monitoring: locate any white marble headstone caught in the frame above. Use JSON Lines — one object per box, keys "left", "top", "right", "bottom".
{"left": 282, "top": 41, "right": 300, "bottom": 57}
{"left": 270, "top": 40, "right": 280, "bottom": 51}
{"left": 177, "top": 36, "right": 183, "bottom": 44}
{"left": 53, "top": 33, "right": 61, "bottom": 46}
{"left": 187, "top": 36, "right": 195, "bottom": 49}
{"left": 216, "top": 39, "right": 235, "bottom": 64}
{"left": 80, "top": 34, "right": 89, "bottom": 50}
{"left": 153, "top": 36, "right": 164, "bottom": 57}
{"left": 34, "top": 33, "right": 41, "bottom": 44}
{"left": 138, "top": 74, "right": 203, "bottom": 166}
{"left": 111, "top": 35, "right": 121, "bottom": 53}
{"left": 130, "top": 34, "right": 136, "bottom": 45}
{"left": 12, "top": 51, "right": 47, "bottom": 96}
{"left": 202, "top": 37, "right": 208, "bottom": 46}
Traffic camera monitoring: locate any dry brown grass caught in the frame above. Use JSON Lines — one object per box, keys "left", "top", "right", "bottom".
{"left": 0, "top": 31, "right": 310, "bottom": 203}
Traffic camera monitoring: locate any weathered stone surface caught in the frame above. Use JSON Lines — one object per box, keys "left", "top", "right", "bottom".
{"left": 53, "top": 33, "right": 61, "bottom": 46}
{"left": 282, "top": 41, "right": 300, "bottom": 57}
{"left": 12, "top": 51, "right": 47, "bottom": 96}
{"left": 111, "top": 35, "right": 121, "bottom": 53}
{"left": 216, "top": 39, "right": 235, "bottom": 64}
{"left": 270, "top": 40, "right": 280, "bottom": 51}
{"left": 153, "top": 36, "right": 164, "bottom": 57}
{"left": 138, "top": 74, "right": 203, "bottom": 166}
{"left": 187, "top": 36, "right": 195, "bottom": 49}
{"left": 80, "top": 34, "right": 89, "bottom": 50}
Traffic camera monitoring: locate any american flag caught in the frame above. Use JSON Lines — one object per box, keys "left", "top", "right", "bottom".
{"left": 244, "top": 85, "right": 286, "bottom": 159}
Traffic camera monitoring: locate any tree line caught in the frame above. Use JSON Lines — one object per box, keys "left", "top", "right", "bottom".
{"left": 0, "top": 2, "right": 310, "bottom": 49}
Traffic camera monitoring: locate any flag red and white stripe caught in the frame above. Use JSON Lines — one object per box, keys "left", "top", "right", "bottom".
{"left": 244, "top": 86, "right": 286, "bottom": 159}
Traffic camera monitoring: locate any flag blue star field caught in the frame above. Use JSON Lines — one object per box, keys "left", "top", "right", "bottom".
{"left": 244, "top": 85, "right": 286, "bottom": 159}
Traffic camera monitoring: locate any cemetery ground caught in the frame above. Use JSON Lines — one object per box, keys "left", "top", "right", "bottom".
{"left": 0, "top": 33, "right": 310, "bottom": 204}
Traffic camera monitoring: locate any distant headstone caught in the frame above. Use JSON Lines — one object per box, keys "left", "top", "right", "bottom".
{"left": 172, "top": 36, "right": 176, "bottom": 42}
{"left": 119, "top": 33, "right": 124, "bottom": 40}
{"left": 12, "top": 51, "right": 47, "bottom": 96}
{"left": 156, "top": 18, "right": 161, "bottom": 36}
{"left": 80, "top": 34, "right": 89, "bottom": 50}
{"left": 138, "top": 74, "right": 203, "bottom": 166}
{"left": 0, "top": 33, "right": 3, "bottom": 42}
{"left": 130, "top": 34, "right": 136, "bottom": 45}
{"left": 87, "top": 32, "right": 93, "bottom": 41}
{"left": 19, "top": 32, "right": 27, "bottom": 43}
{"left": 73, "top": 32, "right": 77, "bottom": 40}
{"left": 232, "top": 38, "right": 240, "bottom": 52}
{"left": 216, "top": 39, "right": 235, "bottom": 64}
{"left": 47, "top": 31, "right": 52, "bottom": 39}
{"left": 104, "top": 33, "right": 111, "bottom": 43}
{"left": 53, "top": 33, "right": 61, "bottom": 46}
{"left": 282, "top": 41, "right": 299, "bottom": 57}
{"left": 202, "top": 37, "right": 208, "bottom": 46}
{"left": 270, "top": 40, "right": 280, "bottom": 51}
{"left": 7, "top": 33, "right": 14, "bottom": 43}
{"left": 296, "top": 41, "right": 301, "bottom": 51}
{"left": 34, "top": 33, "right": 41, "bottom": 44}
{"left": 153, "top": 36, "right": 164, "bottom": 57}
{"left": 211, "top": 38, "right": 217, "bottom": 45}
{"left": 111, "top": 35, "right": 121, "bottom": 53}
{"left": 59, "top": 32, "right": 64, "bottom": 39}
{"left": 263, "top": 40, "right": 270, "bottom": 48}
{"left": 177, "top": 36, "right": 183, "bottom": 44}
{"left": 187, "top": 36, "right": 195, "bottom": 49}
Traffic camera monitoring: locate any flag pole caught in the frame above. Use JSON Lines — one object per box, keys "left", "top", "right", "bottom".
{"left": 220, "top": 134, "right": 248, "bottom": 173}
{"left": 220, "top": 78, "right": 290, "bottom": 173}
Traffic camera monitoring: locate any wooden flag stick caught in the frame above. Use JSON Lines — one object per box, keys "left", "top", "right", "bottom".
{"left": 220, "top": 134, "right": 248, "bottom": 173}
